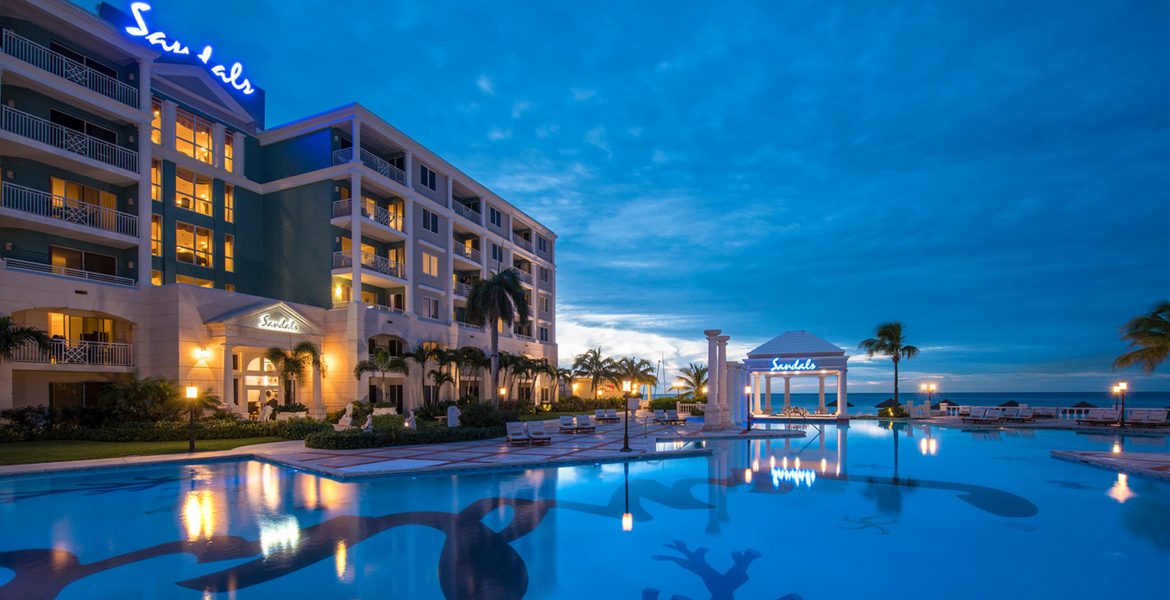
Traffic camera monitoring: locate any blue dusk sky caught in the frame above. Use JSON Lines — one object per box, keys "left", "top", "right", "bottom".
{"left": 101, "top": 1, "right": 1170, "bottom": 392}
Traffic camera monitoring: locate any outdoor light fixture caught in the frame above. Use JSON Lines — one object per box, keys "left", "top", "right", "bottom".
{"left": 743, "top": 384, "right": 754, "bottom": 433}
{"left": 620, "top": 379, "right": 634, "bottom": 452}
{"left": 185, "top": 386, "right": 199, "bottom": 453}
{"left": 194, "top": 347, "right": 210, "bottom": 361}
{"left": 499, "top": 386, "right": 508, "bottom": 400}
{"left": 1113, "top": 381, "right": 1129, "bottom": 427}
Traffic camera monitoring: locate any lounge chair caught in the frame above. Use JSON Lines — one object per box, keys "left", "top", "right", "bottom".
{"left": 983, "top": 408, "right": 1003, "bottom": 423}
{"left": 575, "top": 415, "right": 596, "bottom": 433}
{"left": 1078, "top": 408, "right": 1120, "bottom": 426}
{"left": 1033, "top": 407, "right": 1058, "bottom": 420}
{"left": 1003, "top": 407, "right": 1034, "bottom": 422}
{"left": 958, "top": 405, "right": 972, "bottom": 417}
{"left": 653, "top": 409, "right": 668, "bottom": 424}
{"left": 1127, "top": 409, "right": 1169, "bottom": 428}
{"left": 526, "top": 420, "right": 552, "bottom": 445}
{"left": 998, "top": 407, "right": 1019, "bottom": 421}
{"left": 665, "top": 409, "right": 687, "bottom": 426}
{"left": 1146, "top": 409, "right": 1170, "bottom": 427}
{"left": 559, "top": 415, "right": 578, "bottom": 433}
{"left": 1128, "top": 409, "right": 1150, "bottom": 425}
{"left": 506, "top": 421, "right": 532, "bottom": 445}
{"left": 606, "top": 408, "right": 619, "bottom": 421}
{"left": 596, "top": 409, "right": 619, "bottom": 423}
{"left": 960, "top": 407, "right": 988, "bottom": 424}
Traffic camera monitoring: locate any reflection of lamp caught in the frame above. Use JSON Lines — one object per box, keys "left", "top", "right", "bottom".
{"left": 620, "top": 380, "right": 633, "bottom": 453}
{"left": 621, "top": 462, "right": 633, "bottom": 531}
{"left": 1107, "top": 472, "right": 1135, "bottom": 503}
{"left": 185, "top": 386, "right": 199, "bottom": 452}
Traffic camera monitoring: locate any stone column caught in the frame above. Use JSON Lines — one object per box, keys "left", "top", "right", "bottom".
{"left": 752, "top": 372, "right": 760, "bottom": 414}
{"left": 222, "top": 343, "right": 238, "bottom": 415}
{"left": 349, "top": 119, "right": 363, "bottom": 292}
{"left": 312, "top": 360, "right": 324, "bottom": 418}
{"left": 837, "top": 371, "right": 849, "bottom": 417}
{"left": 783, "top": 376, "right": 791, "bottom": 412}
{"left": 716, "top": 335, "right": 729, "bottom": 426}
{"left": 765, "top": 375, "right": 772, "bottom": 414}
{"left": 818, "top": 375, "right": 826, "bottom": 414}
{"left": 703, "top": 329, "right": 721, "bottom": 431}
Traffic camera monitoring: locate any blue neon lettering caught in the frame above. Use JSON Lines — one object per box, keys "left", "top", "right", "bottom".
{"left": 125, "top": 3, "right": 255, "bottom": 95}
{"left": 769, "top": 358, "right": 817, "bottom": 372}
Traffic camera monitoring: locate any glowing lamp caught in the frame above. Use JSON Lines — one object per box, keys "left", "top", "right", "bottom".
{"left": 499, "top": 386, "right": 508, "bottom": 397}
{"left": 1118, "top": 381, "right": 1128, "bottom": 391}
{"left": 743, "top": 468, "right": 753, "bottom": 484}
{"left": 621, "top": 512, "right": 633, "bottom": 532}
{"left": 194, "top": 346, "right": 210, "bottom": 361}
{"left": 743, "top": 385, "right": 751, "bottom": 395}
{"left": 185, "top": 386, "right": 198, "bottom": 400}
{"left": 621, "top": 380, "right": 632, "bottom": 393}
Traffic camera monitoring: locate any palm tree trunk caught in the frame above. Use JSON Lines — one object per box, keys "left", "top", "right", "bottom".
{"left": 893, "top": 357, "right": 900, "bottom": 405}
{"left": 490, "top": 321, "right": 500, "bottom": 404}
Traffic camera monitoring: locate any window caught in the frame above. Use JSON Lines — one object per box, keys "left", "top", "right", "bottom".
{"left": 51, "top": 177, "right": 115, "bottom": 212}
{"left": 421, "top": 208, "right": 439, "bottom": 234}
{"left": 150, "top": 98, "right": 162, "bottom": 145}
{"left": 424, "top": 297, "right": 440, "bottom": 320}
{"left": 422, "top": 252, "right": 439, "bottom": 277}
{"left": 489, "top": 207, "right": 502, "bottom": 227}
{"left": 223, "top": 133, "right": 235, "bottom": 172}
{"left": 50, "top": 42, "right": 118, "bottom": 79}
{"left": 47, "top": 312, "right": 113, "bottom": 341}
{"left": 224, "top": 283, "right": 235, "bottom": 292}
{"left": 224, "top": 185, "right": 234, "bottom": 223}
{"left": 50, "top": 245, "right": 115, "bottom": 275}
{"left": 176, "top": 274, "right": 213, "bottom": 288}
{"left": 540, "top": 295, "right": 550, "bottom": 313}
{"left": 151, "top": 270, "right": 162, "bottom": 286}
{"left": 175, "top": 168, "right": 212, "bottom": 215}
{"left": 537, "top": 236, "right": 548, "bottom": 252}
{"left": 150, "top": 160, "right": 162, "bottom": 202}
{"left": 539, "top": 327, "right": 549, "bottom": 342}
{"left": 540, "top": 267, "right": 549, "bottom": 282}
{"left": 151, "top": 215, "right": 162, "bottom": 257}
{"left": 176, "top": 222, "right": 213, "bottom": 267}
{"left": 491, "top": 243, "right": 503, "bottom": 264}
{"left": 49, "top": 109, "right": 115, "bottom": 144}
{"left": 175, "top": 108, "right": 214, "bottom": 164}
{"left": 224, "top": 234, "right": 234, "bottom": 272}
{"left": 419, "top": 165, "right": 437, "bottom": 191}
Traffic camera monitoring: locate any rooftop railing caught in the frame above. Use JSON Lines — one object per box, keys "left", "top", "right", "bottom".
{"left": 1, "top": 105, "right": 138, "bottom": 172}
{"left": 10, "top": 338, "right": 134, "bottom": 366}
{"left": 2, "top": 182, "right": 137, "bottom": 237}
{"left": 2, "top": 29, "right": 139, "bottom": 108}
{"left": 2, "top": 256, "right": 135, "bottom": 287}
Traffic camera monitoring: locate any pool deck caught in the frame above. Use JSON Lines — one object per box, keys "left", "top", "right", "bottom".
{"left": 1051, "top": 450, "right": 1170, "bottom": 482}
{"left": 924, "top": 415, "right": 1170, "bottom": 435}
{"left": 0, "top": 419, "right": 805, "bottom": 480}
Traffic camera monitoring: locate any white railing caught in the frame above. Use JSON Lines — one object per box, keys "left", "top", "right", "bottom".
{"left": 1, "top": 106, "right": 138, "bottom": 172}
{"left": 366, "top": 302, "right": 404, "bottom": 314}
{"left": 514, "top": 269, "right": 533, "bottom": 284}
{"left": 2, "top": 30, "right": 139, "bottom": 108}
{"left": 514, "top": 331, "right": 534, "bottom": 340}
{"left": 332, "top": 147, "right": 353, "bottom": 166}
{"left": 10, "top": 338, "right": 134, "bottom": 366}
{"left": 944, "top": 404, "right": 1105, "bottom": 421}
{"left": 2, "top": 182, "right": 137, "bottom": 237}
{"left": 678, "top": 402, "right": 706, "bottom": 415}
{"left": 332, "top": 251, "right": 352, "bottom": 269}
{"left": 514, "top": 236, "right": 533, "bottom": 252}
{"left": 334, "top": 250, "right": 404, "bottom": 279}
{"left": 3, "top": 257, "right": 135, "bottom": 286}
{"left": 456, "top": 320, "right": 482, "bottom": 331}
{"left": 453, "top": 202, "right": 482, "bottom": 224}
{"left": 453, "top": 281, "right": 471, "bottom": 297}
{"left": 333, "top": 147, "right": 408, "bottom": 185}
{"left": 332, "top": 200, "right": 403, "bottom": 231}
{"left": 454, "top": 244, "right": 481, "bottom": 263}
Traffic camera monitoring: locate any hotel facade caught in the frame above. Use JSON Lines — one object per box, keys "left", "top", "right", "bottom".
{"left": 0, "top": 0, "right": 558, "bottom": 416}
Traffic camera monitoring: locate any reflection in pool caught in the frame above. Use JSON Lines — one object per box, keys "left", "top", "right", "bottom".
{"left": 0, "top": 421, "right": 1167, "bottom": 599}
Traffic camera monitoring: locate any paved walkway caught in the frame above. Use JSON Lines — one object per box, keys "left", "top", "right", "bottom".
{"left": 1052, "top": 450, "right": 1170, "bottom": 482}
{"left": 0, "top": 418, "right": 805, "bottom": 479}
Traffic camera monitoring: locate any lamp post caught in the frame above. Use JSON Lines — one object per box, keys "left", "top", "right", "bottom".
{"left": 621, "top": 379, "right": 633, "bottom": 453}
{"left": 919, "top": 382, "right": 937, "bottom": 407}
{"left": 499, "top": 386, "right": 508, "bottom": 402}
{"left": 1114, "top": 381, "right": 1128, "bottom": 427}
{"left": 185, "top": 385, "right": 198, "bottom": 452}
{"left": 743, "top": 384, "right": 753, "bottom": 433}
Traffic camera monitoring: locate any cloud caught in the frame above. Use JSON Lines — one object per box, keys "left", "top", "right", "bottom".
{"left": 651, "top": 150, "right": 670, "bottom": 164}
{"left": 584, "top": 126, "right": 611, "bottom": 156}
{"left": 571, "top": 87, "right": 597, "bottom": 101}
{"left": 534, "top": 124, "right": 560, "bottom": 138}
{"left": 487, "top": 127, "right": 512, "bottom": 141}
{"left": 511, "top": 100, "right": 532, "bottom": 119}
{"left": 476, "top": 74, "right": 494, "bottom": 95}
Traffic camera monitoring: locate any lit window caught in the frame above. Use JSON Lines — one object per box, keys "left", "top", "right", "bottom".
{"left": 176, "top": 274, "right": 213, "bottom": 288}
{"left": 422, "top": 252, "right": 439, "bottom": 277}
{"left": 151, "top": 215, "right": 162, "bottom": 257}
{"left": 176, "top": 221, "right": 213, "bottom": 267}
{"left": 224, "top": 234, "right": 234, "bottom": 272}
{"left": 151, "top": 270, "right": 162, "bottom": 286}
{"left": 50, "top": 177, "right": 115, "bottom": 214}
{"left": 150, "top": 159, "right": 162, "bottom": 202}
{"left": 175, "top": 108, "right": 214, "bottom": 164}
{"left": 419, "top": 165, "right": 437, "bottom": 191}
{"left": 224, "top": 283, "right": 235, "bottom": 292}
{"left": 224, "top": 185, "right": 234, "bottom": 223}
{"left": 223, "top": 133, "right": 234, "bottom": 172}
{"left": 150, "top": 98, "right": 162, "bottom": 145}
{"left": 175, "top": 168, "right": 212, "bottom": 215}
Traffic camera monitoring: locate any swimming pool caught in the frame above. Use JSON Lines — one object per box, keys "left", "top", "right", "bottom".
{"left": 1, "top": 421, "right": 1167, "bottom": 599}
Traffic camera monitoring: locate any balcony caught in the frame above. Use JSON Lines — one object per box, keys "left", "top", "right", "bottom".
{"left": 332, "top": 251, "right": 406, "bottom": 280}
{"left": 3, "top": 256, "right": 135, "bottom": 287}
{"left": 332, "top": 200, "right": 404, "bottom": 237}
{"left": 514, "top": 236, "right": 534, "bottom": 253}
{"left": 456, "top": 320, "right": 482, "bottom": 331}
{"left": 453, "top": 281, "right": 472, "bottom": 297}
{"left": 10, "top": 338, "right": 134, "bottom": 367}
{"left": 453, "top": 202, "right": 482, "bottom": 225}
{"left": 453, "top": 244, "right": 481, "bottom": 264}
{"left": 1, "top": 30, "right": 139, "bottom": 109}
{"left": 1, "top": 105, "right": 138, "bottom": 173}
{"left": 514, "top": 269, "right": 533, "bottom": 285}
{"left": 333, "top": 147, "right": 407, "bottom": 186}
{"left": 2, "top": 182, "right": 137, "bottom": 241}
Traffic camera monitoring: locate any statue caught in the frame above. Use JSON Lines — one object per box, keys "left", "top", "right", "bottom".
{"left": 362, "top": 414, "right": 374, "bottom": 433}
{"left": 259, "top": 404, "right": 273, "bottom": 423}
{"left": 405, "top": 410, "right": 417, "bottom": 430}
{"left": 338, "top": 402, "right": 355, "bottom": 428}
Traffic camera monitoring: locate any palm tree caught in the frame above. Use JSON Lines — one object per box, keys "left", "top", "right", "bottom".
{"left": 353, "top": 349, "right": 409, "bottom": 406}
{"left": 428, "top": 368, "right": 455, "bottom": 401}
{"left": 99, "top": 376, "right": 181, "bottom": 421}
{"left": 466, "top": 269, "right": 529, "bottom": 403}
{"left": 404, "top": 345, "right": 437, "bottom": 406}
{"left": 264, "top": 342, "right": 322, "bottom": 405}
{"left": 858, "top": 322, "right": 920, "bottom": 406}
{"left": 457, "top": 346, "right": 487, "bottom": 400}
{"left": 573, "top": 347, "right": 616, "bottom": 399}
{"left": 614, "top": 356, "right": 657, "bottom": 394}
{"left": 0, "top": 316, "right": 50, "bottom": 363}
{"left": 554, "top": 367, "right": 574, "bottom": 402}
{"left": 677, "top": 363, "right": 708, "bottom": 399}
{"left": 1114, "top": 301, "right": 1170, "bottom": 373}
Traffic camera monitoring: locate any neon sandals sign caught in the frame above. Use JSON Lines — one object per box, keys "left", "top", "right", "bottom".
{"left": 769, "top": 358, "right": 817, "bottom": 372}
{"left": 124, "top": 2, "right": 256, "bottom": 95}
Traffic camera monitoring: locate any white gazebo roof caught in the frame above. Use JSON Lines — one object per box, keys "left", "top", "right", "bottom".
{"left": 747, "top": 330, "right": 845, "bottom": 358}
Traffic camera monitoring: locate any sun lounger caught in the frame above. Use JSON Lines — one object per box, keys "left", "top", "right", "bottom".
{"left": 506, "top": 421, "right": 532, "bottom": 445}
{"left": 595, "top": 408, "right": 619, "bottom": 423}
{"left": 1146, "top": 409, "right": 1169, "bottom": 427}
{"left": 1003, "top": 407, "right": 1034, "bottom": 422}
{"left": 653, "top": 409, "right": 668, "bottom": 424}
{"left": 606, "top": 408, "right": 619, "bottom": 421}
{"left": 1127, "top": 409, "right": 1169, "bottom": 427}
{"left": 574, "top": 415, "right": 596, "bottom": 433}
{"left": 559, "top": 415, "right": 578, "bottom": 433}
{"left": 1078, "top": 408, "right": 1120, "bottom": 426}
{"left": 1033, "top": 407, "right": 1058, "bottom": 420}
{"left": 665, "top": 409, "right": 687, "bottom": 426}
{"left": 526, "top": 420, "right": 552, "bottom": 444}
{"left": 958, "top": 405, "right": 972, "bottom": 417}
{"left": 961, "top": 407, "right": 988, "bottom": 423}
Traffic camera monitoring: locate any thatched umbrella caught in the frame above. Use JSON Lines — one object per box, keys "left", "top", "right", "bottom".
{"left": 998, "top": 400, "right": 1020, "bottom": 407}
{"left": 875, "top": 398, "right": 900, "bottom": 409}
{"left": 1072, "top": 401, "right": 1097, "bottom": 408}
{"left": 826, "top": 400, "right": 855, "bottom": 408}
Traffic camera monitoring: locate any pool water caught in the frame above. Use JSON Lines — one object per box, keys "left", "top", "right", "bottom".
{"left": 1, "top": 421, "right": 1168, "bottom": 599}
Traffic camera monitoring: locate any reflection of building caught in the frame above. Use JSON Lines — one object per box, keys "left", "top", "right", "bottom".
{"left": 0, "top": 0, "right": 557, "bottom": 415}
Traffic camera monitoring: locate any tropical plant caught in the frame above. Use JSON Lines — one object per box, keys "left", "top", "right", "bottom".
{"left": 403, "top": 344, "right": 438, "bottom": 406}
{"left": 613, "top": 356, "right": 657, "bottom": 393}
{"left": 466, "top": 269, "right": 529, "bottom": 402}
{"left": 353, "top": 349, "right": 409, "bottom": 406}
{"left": 428, "top": 368, "right": 455, "bottom": 400}
{"left": 676, "top": 363, "right": 708, "bottom": 399}
{"left": 1114, "top": 301, "right": 1170, "bottom": 373}
{"left": 98, "top": 376, "right": 182, "bottom": 422}
{"left": 0, "top": 316, "right": 50, "bottom": 363}
{"left": 265, "top": 342, "right": 323, "bottom": 405}
{"left": 573, "top": 347, "right": 617, "bottom": 399}
{"left": 858, "top": 322, "right": 920, "bottom": 406}
{"left": 457, "top": 346, "right": 487, "bottom": 399}
{"left": 554, "top": 367, "right": 574, "bottom": 403}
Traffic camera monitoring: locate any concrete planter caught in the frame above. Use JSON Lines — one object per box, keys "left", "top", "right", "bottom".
{"left": 275, "top": 411, "right": 308, "bottom": 421}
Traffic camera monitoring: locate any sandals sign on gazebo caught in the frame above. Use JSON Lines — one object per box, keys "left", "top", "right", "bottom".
{"left": 742, "top": 331, "right": 850, "bottom": 417}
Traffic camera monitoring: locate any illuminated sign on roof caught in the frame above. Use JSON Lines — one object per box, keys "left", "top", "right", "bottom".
{"left": 769, "top": 358, "right": 817, "bottom": 372}
{"left": 124, "top": 2, "right": 256, "bottom": 95}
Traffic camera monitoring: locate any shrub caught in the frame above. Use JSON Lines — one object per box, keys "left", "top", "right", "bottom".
{"left": 274, "top": 402, "right": 308, "bottom": 413}
{"left": 304, "top": 422, "right": 504, "bottom": 450}
{"left": 498, "top": 400, "right": 536, "bottom": 416}
{"left": 0, "top": 405, "right": 51, "bottom": 431}
{"left": 879, "top": 404, "right": 910, "bottom": 418}
{"left": 415, "top": 400, "right": 456, "bottom": 420}
{"left": 649, "top": 398, "right": 680, "bottom": 411}
{"left": 457, "top": 401, "right": 511, "bottom": 428}
{"left": 272, "top": 418, "right": 333, "bottom": 440}
{"left": 0, "top": 417, "right": 332, "bottom": 444}
{"left": 326, "top": 401, "right": 373, "bottom": 424}
{"left": 549, "top": 396, "right": 623, "bottom": 412}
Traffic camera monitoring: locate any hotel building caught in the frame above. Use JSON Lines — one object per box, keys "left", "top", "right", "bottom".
{"left": 0, "top": 0, "right": 558, "bottom": 416}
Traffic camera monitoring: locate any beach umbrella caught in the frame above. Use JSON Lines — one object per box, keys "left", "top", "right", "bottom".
{"left": 1072, "top": 401, "right": 1097, "bottom": 408}
{"left": 826, "top": 400, "right": 855, "bottom": 408}
{"left": 998, "top": 400, "right": 1020, "bottom": 407}
{"left": 875, "top": 398, "right": 900, "bottom": 408}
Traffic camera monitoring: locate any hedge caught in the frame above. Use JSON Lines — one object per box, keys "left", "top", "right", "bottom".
{"left": 547, "top": 397, "right": 624, "bottom": 412}
{"left": 0, "top": 418, "right": 332, "bottom": 444}
{"left": 304, "top": 423, "right": 505, "bottom": 450}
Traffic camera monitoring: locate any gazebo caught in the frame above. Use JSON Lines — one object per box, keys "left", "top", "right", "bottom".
{"left": 743, "top": 331, "right": 849, "bottom": 417}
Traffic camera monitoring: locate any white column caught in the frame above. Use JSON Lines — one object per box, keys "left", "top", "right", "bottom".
{"left": 716, "top": 335, "right": 729, "bottom": 424}
{"left": 136, "top": 61, "right": 152, "bottom": 288}
{"left": 403, "top": 197, "right": 415, "bottom": 313}
{"left": 704, "top": 329, "right": 720, "bottom": 404}
{"left": 350, "top": 170, "right": 363, "bottom": 290}
{"left": 312, "top": 360, "right": 324, "bottom": 418}
{"left": 837, "top": 371, "right": 849, "bottom": 417}
{"left": 161, "top": 99, "right": 177, "bottom": 149}
{"left": 223, "top": 343, "right": 238, "bottom": 415}
{"left": 444, "top": 215, "right": 454, "bottom": 322}
{"left": 765, "top": 375, "right": 772, "bottom": 414}
{"left": 751, "top": 372, "right": 760, "bottom": 414}
{"left": 212, "top": 122, "right": 227, "bottom": 169}
{"left": 818, "top": 376, "right": 826, "bottom": 414}
{"left": 783, "top": 376, "right": 791, "bottom": 412}
{"left": 404, "top": 150, "right": 415, "bottom": 187}
{"left": 232, "top": 131, "right": 245, "bottom": 175}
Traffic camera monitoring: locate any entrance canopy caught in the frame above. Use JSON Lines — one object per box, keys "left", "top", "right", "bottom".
{"left": 742, "top": 331, "right": 849, "bottom": 416}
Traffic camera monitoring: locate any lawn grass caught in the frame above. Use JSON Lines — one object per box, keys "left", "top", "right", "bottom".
{"left": 0, "top": 437, "right": 284, "bottom": 466}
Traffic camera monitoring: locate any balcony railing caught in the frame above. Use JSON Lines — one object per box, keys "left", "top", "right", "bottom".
{"left": 332, "top": 251, "right": 405, "bottom": 279}
{"left": 514, "top": 269, "right": 533, "bottom": 284}
{"left": 456, "top": 320, "right": 482, "bottom": 331}
{"left": 1, "top": 29, "right": 139, "bottom": 108}
{"left": 366, "top": 302, "right": 404, "bottom": 314}
{"left": 3, "top": 257, "right": 135, "bottom": 287}
{"left": 453, "top": 202, "right": 482, "bottom": 224}
{"left": 2, "top": 182, "right": 137, "bottom": 237}
{"left": 513, "top": 330, "right": 534, "bottom": 340}
{"left": 332, "top": 200, "right": 403, "bottom": 232}
{"left": 10, "top": 338, "right": 134, "bottom": 366}
{"left": 453, "top": 281, "right": 472, "bottom": 297}
{"left": 331, "top": 147, "right": 407, "bottom": 185}
{"left": 1, "top": 106, "right": 138, "bottom": 172}
{"left": 454, "top": 244, "right": 481, "bottom": 263}
{"left": 514, "top": 236, "right": 533, "bottom": 252}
